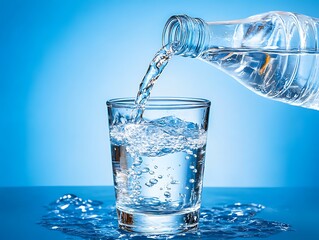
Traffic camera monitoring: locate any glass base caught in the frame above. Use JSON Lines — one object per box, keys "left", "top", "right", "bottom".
{"left": 117, "top": 208, "right": 199, "bottom": 234}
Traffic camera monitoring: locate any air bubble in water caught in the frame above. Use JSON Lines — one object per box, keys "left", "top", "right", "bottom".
{"left": 170, "top": 180, "right": 180, "bottom": 184}
{"left": 149, "top": 178, "right": 158, "bottom": 184}
{"left": 145, "top": 182, "right": 152, "bottom": 187}
{"left": 132, "top": 158, "right": 143, "bottom": 167}
{"left": 142, "top": 167, "right": 150, "bottom": 173}
{"left": 164, "top": 191, "right": 171, "bottom": 198}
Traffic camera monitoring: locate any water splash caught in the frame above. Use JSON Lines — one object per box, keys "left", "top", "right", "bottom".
{"left": 40, "top": 194, "right": 292, "bottom": 239}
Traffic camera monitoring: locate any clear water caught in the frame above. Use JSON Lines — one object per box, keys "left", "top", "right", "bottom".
{"left": 200, "top": 49, "right": 319, "bottom": 110}
{"left": 110, "top": 116, "right": 206, "bottom": 215}
{"left": 133, "top": 46, "right": 319, "bottom": 115}
{"left": 40, "top": 194, "right": 292, "bottom": 239}
{"left": 133, "top": 44, "right": 176, "bottom": 120}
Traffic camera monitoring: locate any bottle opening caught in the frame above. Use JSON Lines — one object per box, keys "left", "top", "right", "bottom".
{"left": 162, "top": 16, "right": 185, "bottom": 54}
{"left": 162, "top": 15, "right": 209, "bottom": 57}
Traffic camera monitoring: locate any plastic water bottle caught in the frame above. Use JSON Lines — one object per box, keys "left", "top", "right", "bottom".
{"left": 162, "top": 12, "right": 319, "bottom": 110}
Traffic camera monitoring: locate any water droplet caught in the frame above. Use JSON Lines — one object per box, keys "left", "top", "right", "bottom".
{"left": 193, "top": 169, "right": 198, "bottom": 173}
{"left": 189, "top": 165, "right": 195, "bottom": 169}
{"left": 132, "top": 162, "right": 141, "bottom": 167}
{"left": 145, "top": 182, "right": 152, "bottom": 187}
{"left": 189, "top": 179, "right": 195, "bottom": 183}
{"left": 149, "top": 171, "right": 155, "bottom": 175}
{"left": 193, "top": 154, "right": 198, "bottom": 157}
{"left": 185, "top": 156, "right": 190, "bottom": 160}
{"left": 154, "top": 165, "right": 158, "bottom": 169}
{"left": 158, "top": 175, "right": 163, "bottom": 179}
{"left": 164, "top": 191, "right": 171, "bottom": 198}
{"left": 133, "top": 158, "right": 143, "bottom": 166}
{"left": 141, "top": 167, "right": 150, "bottom": 173}
{"left": 149, "top": 178, "right": 158, "bottom": 184}
{"left": 135, "top": 170, "right": 142, "bottom": 176}
{"left": 185, "top": 186, "right": 189, "bottom": 190}
{"left": 170, "top": 180, "right": 180, "bottom": 184}
{"left": 60, "top": 204, "right": 69, "bottom": 210}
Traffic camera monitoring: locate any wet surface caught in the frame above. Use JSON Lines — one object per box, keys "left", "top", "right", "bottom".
{"left": 0, "top": 187, "right": 318, "bottom": 239}
{"left": 39, "top": 194, "right": 291, "bottom": 239}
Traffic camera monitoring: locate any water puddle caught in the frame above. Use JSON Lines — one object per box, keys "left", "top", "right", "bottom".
{"left": 40, "top": 194, "right": 292, "bottom": 239}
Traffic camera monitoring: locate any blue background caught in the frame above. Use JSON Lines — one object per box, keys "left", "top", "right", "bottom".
{"left": 1, "top": 0, "right": 319, "bottom": 187}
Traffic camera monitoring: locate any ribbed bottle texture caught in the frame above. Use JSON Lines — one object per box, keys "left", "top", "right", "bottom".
{"left": 163, "top": 12, "right": 319, "bottom": 110}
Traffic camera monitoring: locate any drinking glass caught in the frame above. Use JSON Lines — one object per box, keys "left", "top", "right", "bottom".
{"left": 107, "top": 97, "right": 211, "bottom": 234}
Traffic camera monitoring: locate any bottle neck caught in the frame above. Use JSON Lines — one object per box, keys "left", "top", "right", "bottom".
{"left": 162, "top": 15, "right": 210, "bottom": 58}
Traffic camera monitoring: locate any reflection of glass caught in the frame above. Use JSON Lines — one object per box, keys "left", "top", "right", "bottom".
{"left": 107, "top": 97, "right": 211, "bottom": 234}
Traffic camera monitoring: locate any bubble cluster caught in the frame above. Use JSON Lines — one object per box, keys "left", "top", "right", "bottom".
{"left": 110, "top": 116, "right": 207, "bottom": 157}
{"left": 145, "top": 178, "right": 159, "bottom": 187}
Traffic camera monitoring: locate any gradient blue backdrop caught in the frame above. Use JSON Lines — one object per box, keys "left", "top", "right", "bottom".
{"left": 1, "top": 0, "right": 319, "bottom": 187}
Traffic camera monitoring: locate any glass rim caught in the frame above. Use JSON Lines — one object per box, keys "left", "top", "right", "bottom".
{"left": 106, "top": 97, "right": 211, "bottom": 109}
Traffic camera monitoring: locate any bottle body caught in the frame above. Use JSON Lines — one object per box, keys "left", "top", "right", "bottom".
{"left": 162, "top": 12, "right": 319, "bottom": 110}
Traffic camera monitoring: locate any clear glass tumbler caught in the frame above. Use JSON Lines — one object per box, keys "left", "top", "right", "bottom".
{"left": 107, "top": 97, "right": 211, "bottom": 234}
